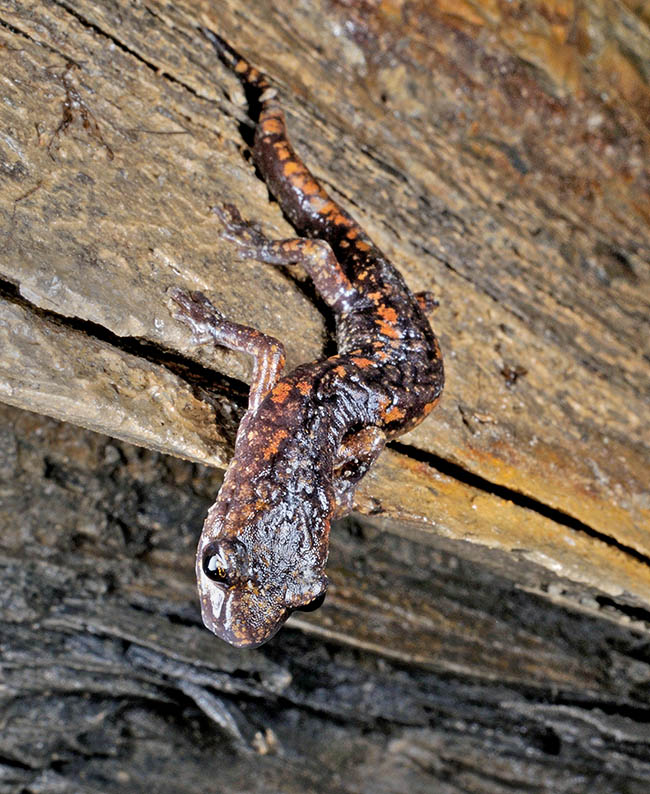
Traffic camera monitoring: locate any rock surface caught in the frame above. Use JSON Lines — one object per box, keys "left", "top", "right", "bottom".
{"left": 0, "top": 1, "right": 649, "bottom": 790}
{"left": 1, "top": 402, "right": 650, "bottom": 793}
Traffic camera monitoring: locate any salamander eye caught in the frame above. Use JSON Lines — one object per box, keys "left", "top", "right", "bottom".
{"left": 202, "top": 542, "right": 233, "bottom": 585}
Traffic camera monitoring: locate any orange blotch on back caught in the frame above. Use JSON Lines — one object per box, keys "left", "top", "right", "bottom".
{"left": 292, "top": 172, "right": 314, "bottom": 191}
{"left": 422, "top": 397, "right": 441, "bottom": 416}
{"left": 263, "top": 428, "right": 289, "bottom": 459}
{"left": 351, "top": 357, "right": 374, "bottom": 369}
{"left": 296, "top": 380, "right": 311, "bottom": 395}
{"left": 281, "top": 239, "right": 301, "bottom": 252}
{"left": 262, "top": 118, "right": 284, "bottom": 135}
{"left": 383, "top": 406, "right": 405, "bottom": 422}
{"left": 316, "top": 200, "right": 338, "bottom": 217}
{"left": 271, "top": 382, "right": 292, "bottom": 403}
{"left": 377, "top": 304, "right": 398, "bottom": 323}
{"left": 376, "top": 318, "right": 400, "bottom": 339}
{"left": 273, "top": 143, "right": 292, "bottom": 160}
{"left": 333, "top": 365, "right": 347, "bottom": 377}
{"left": 355, "top": 240, "right": 371, "bottom": 252}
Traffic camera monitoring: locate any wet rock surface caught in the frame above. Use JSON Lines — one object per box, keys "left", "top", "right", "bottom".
{"left": 0, "top": 1, "right": 649, "bottom": 790}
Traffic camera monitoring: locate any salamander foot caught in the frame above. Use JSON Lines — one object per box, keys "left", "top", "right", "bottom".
{"left": 213, "top": 203, "right": 271, "bottom": 259}
{"left": 169, "top": 287, "right": 226, "bottom": 345}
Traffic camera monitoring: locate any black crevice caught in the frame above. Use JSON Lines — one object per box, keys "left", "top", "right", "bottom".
{"left": 0, "top": 753, "right": 33, "bottom": 772}
{"left": 389, "top": 440, "right": 650, "bottom": 569}
{"left": 2, "top": 3, "right": 233, "bottom": 127}
{"left": 0, "top": 14, "right": 83, "bottom": 66}
{"left": 0, "top": 277, "right": 247, "bottom": 444}
{"left": 0, "top": 16, "right": 34, "bottom": 43}
{"left": 547, "top": 693, "right": 650, "bottom": 724}
{"left": 50, "top": 0, "right": 241, "bottom": 119}
{"left": 358, "top": 142, "right": 409, "bottom": 183}
{"left": 594, "top": 596, "right": 650, "bottom": 626}
{"left": 51, "top": 1, "right": 194, "bottom": 94}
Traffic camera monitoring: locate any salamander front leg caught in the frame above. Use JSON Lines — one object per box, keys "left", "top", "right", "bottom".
{"left": 169, "top": 288, "right": 285, "bottom": 413}
{"left": 215, "top": 203, "right": 357, "bottom": 313}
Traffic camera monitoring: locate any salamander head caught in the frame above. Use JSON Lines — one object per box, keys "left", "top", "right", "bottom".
{"left": 195, "top": 512, "right": 329, "bottom": 648}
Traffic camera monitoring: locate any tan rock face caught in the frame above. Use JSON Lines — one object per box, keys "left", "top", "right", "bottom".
{"left": 0, "top": 296, "right": 232, "bottom": 466}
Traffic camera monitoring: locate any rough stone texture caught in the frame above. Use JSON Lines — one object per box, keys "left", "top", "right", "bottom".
{"left": 0, "top": 0, "right": 649, "bottom": 790}
{"left": 1, "top": 402, "right": 650, "bottom": 794}
{"left": 0, "top": 293, "right": 236, "bottom": 466}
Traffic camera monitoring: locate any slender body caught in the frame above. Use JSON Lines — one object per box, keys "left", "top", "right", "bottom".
{"left": 171, "top": 30, "right": 444, "bottom": 647}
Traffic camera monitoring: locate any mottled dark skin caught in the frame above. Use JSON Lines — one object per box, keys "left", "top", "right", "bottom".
{"left": 170, "top": 29, "right": 444, "bottom": 648}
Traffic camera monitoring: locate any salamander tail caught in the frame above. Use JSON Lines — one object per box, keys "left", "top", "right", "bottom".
{"left": 201, "top": 27, "right": 274, "bottom": 94}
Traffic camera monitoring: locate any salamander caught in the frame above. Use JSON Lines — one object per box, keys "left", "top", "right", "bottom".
{"left": 170, "top": 29, "right": 444, "bottom": 648}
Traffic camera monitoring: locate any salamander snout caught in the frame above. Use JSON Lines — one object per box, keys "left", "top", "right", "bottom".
{"left": 195, "top": 535, "right": 288, "bottom": 648}
{"left": 196, "top": 534, "right": 328, "bottom": 648}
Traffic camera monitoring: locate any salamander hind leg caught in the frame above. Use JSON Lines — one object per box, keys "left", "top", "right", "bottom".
{"left": 215, "top": 203, "right": 357, "bottom": 313}
{"left": 332, "top": 426, "right": 386, "bottom": 517}
{"left": 415, "top": 291, "right": 439, "bottom": 313}
{"left": 169, "top": 287, "right": 285, "bottom": 412}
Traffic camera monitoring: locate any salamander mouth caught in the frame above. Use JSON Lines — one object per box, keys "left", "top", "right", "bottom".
{"left": 197, "top": 575, "right": 327, "bottom": 647}
{"left": 294, "top": 591, "right": 326, "bottom": 612}
{"left": 201, "top": 590, "right": 291, "bottom": 648}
